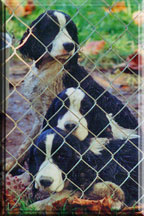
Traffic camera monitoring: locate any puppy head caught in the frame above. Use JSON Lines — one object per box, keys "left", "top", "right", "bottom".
{"left": 43, "top": 87, "right": 112, "bottom": 140}
{"left": 31, "top": 128, "right": 81, "bottom": 192}
{"left": 19, "top": 10, "right": 78, "bottom": 67}
{"left": 30, "top": 128, "right": 96, "bottom": 193}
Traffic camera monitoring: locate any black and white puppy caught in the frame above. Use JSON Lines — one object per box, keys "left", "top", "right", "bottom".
{"left": 19, "top": 10, "right": 138, "bottom": 132}
{"left": 13, "top": 10, "right": 138, "bottom": 173}
{"left": 29, "top": 127, "right": 139, "bottom": 208}
{"left": 43, "top": 87, "right": 138, "bottom": 144}
{"left": 29, "top": 127, "right": 125, "bottom": 209}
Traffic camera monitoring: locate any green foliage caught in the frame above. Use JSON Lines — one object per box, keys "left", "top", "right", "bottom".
{"left": 4, "top": 0, "right": 142, "bottom": 67}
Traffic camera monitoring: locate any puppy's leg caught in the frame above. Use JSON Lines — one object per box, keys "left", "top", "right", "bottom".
{"left": 28, "top": 190, "right": 80, "bottom": 211}
{"left": 90, "top": 138, "right": 109, "bottom": 155}
{"left": 90, "top": 181, "right": 125, "bottom": 210}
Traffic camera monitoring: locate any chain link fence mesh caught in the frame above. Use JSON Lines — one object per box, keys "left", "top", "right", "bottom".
{"left": 1, "top": 0, "right": 144, "bottom": 213}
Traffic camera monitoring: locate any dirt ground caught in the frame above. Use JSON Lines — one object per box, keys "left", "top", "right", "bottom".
{"left": 5, "top": 58, "right": 140, "bottom": 162}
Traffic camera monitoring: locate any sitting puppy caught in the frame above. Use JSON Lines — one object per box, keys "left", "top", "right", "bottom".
{"left": 7, "top": 10, "right": 137, "bottom": 171}
{"left": 28, "top": 127, "right": 139, "bottom": 210}
{"left": 19, "top": 10, "right": 137, "bottom": 133}
{"left": 43, "top": 87, "right": 138, "bottom": 143}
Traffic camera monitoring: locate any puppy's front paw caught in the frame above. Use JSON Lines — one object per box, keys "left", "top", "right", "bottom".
{"left": 91, "top": 181, "right": 125, "bottom": 210}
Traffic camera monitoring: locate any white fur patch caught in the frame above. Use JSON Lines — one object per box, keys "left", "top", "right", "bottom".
{"left": 35, "top": 160, "right": 64, "bottom": 192}
{"left": 45, "top": 133, "right": 55, "bottom": 161}
{"left": 57, "top": 88, "right": 88, "bottom": 141}
{"left": 35, "top": 133, "right": 64, "bottom": 192}
{"left": 54, "top": 11, "right": 66, "bottom": 28}
{"left": 89, "top": 137, "right": 109, "bottom": 155}
{"left": 106, "top": 113, "right": 138, "bottom": 139}
{"left": 50, "top": 12, "right": 75, "bottom": 57}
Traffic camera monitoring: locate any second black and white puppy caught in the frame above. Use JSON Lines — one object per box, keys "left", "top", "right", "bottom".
{"left": 29, "top": 127, "right": 139, "bottom": 209}
{"left": 43, "top": 87, "right": 138, "bottom": 143}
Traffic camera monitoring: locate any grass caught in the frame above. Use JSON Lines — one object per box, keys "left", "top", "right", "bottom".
{"left": 6, "top": 199, "right": 37, "bottom": 215}
{"left": 4, "top": 0, "right": 142, "bottom": 67}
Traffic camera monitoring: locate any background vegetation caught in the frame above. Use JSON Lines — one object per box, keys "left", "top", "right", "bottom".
{"left": 5, "top": 0, "right": 142, "bottom": 68}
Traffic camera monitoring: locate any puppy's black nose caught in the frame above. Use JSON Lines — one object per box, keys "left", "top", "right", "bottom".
{"left": 40, "top": 178, "right": 53, "bottom": 188}
{"left": 63, "top": 42, "right": 74, "bottom": 52}
{"left": 64, "top": 121, "right": 77, "bottom": 131}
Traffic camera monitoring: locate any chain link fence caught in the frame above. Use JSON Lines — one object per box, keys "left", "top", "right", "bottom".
{"left": 1, "top": 0, "right": 144, "bottom": 214}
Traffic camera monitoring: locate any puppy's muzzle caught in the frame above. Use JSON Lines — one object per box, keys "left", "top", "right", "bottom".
{"left": 64, "top": 121, "right": 77, "bottom": 132}
{"left": 63, "top": 42, "right": 74, "bottom": 52}
{"left": 39, "top": 176, "right": 54, "bottom": 188}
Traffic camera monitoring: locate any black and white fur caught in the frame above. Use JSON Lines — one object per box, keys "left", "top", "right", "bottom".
{"left": 29, "top": 127, "right": 125, "bottom": 210}
{"left": 10, "top": 10, "right": 138, "bottom": 172}
{"left": 43, "top": 87, "right": 138, "bottom": 144}
{"left": 29, "top": 128, "right": 139, "bottom": 208}
{"left": 19, "top": 10, "right": 138, "bottom": 131}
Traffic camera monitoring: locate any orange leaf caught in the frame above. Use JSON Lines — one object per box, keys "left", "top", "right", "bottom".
{"left": 52, "top": 198, "right": 68, "bottom": 209}
{"left": 24, "top": 0, "right": 35, "bottom": 13}
{"left": 104, "top": 1, "right": 127, "bottom": 13}
{"left": 45, "top": 205, "right": 54, "bottom": 215}
{"left": 3, "top": 189, "right": 20, "bottom": 215}
{"left": 5, "top": 0, "right": 26, "bottom": 17}
{"left": 71, "top": 196, "right": 113, "bottom": 213}
{"left": 127, "top": 52, "right": 143, "bottom": 71}
{"left": 81, "top": 40, "right": 105, "bottom": 55}
{"left": 5, "top": 0, "right": 35, "bottom": 16}
{"left": 132, "top": 11, "right": 144, "bottom": 26}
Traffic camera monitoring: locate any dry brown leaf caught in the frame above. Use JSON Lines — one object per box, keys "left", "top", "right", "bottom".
{"left": 120, "top": 204, "right": 144, "bottom": 213}
{"left": 81, "top": 40, "right": 105, "bottom": 55}
{"left": 45, "top": 205, "right": 54, "bottom": 214}
{"left": 71, "top": 196, "right": 113, "bottom": 213}
{"left": 24, "top": 0, "right": 35, "bottom": 13}
{"left": 45, "top": 196, "right": 144, "bottom": 215}
{"left": 132, "top": 11, "right": 144, "bottom": 26}
{"left": 3, "top": 189, "right": 20, "bottom": 215}
{"left": 52, "top": 198, "right": 68, "bottom": 209}
{"left": 126, "top": 52, "right": 143, "bottom": 71}
{"left": 5, "top": 0, "right": 26, "bottom": 17}
{"left": 104, "top": 1, "right": 127, "bottom": 13}
{"left": 71, "top": 196, "right": 98, "bottom": 206}
{"left": 5, "top": 0, "right": 34, "bottom": 17}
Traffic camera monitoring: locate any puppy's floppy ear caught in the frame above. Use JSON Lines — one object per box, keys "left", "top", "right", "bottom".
{"left": 89, "top": 106, "right": 113, "bottom": 138}
{"left": 19, "top": 12, "right": 50, "bottom": 61}
{"left": 28, "top": 145, "right": 39, "bottom": 199}
{"left": 19, "top": 25, "right": 46, "bottom": 61}
{"left": 28, "top": 145, "right": 37, "bottom": 179}
{"left": 42, "top": 97, "right": 62, "bottom": 131}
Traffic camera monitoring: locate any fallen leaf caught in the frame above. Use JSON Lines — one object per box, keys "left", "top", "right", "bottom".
{"left": 104, "top": 1, "right": 127, "bottom": 13}
{"left": 52, "top": 198, "right": 68, "bottom": 209}
{"left": 81, "top": 40, "right": 105, "bottom": 55}
{"left": 24, "top": 0, "right": 35, "bottom": 13}
{"left": 3, "top": 189, "right": 20, "bottom": 215}
{"left": 126, "top": 52, "right": 143, "bottom": 72}
{"left": 71, "top": 196, "right": 112, "bottom": 213}
{"left": 132, "top": 11, "right": 144, "bottom": 26}
{"left": 45, "top": 196, "right": 144, "bottom": 215}
{"left": 5, "top": 0, "right": 34, "bottom": 17}
{"left": 5, "top": 0, "right": 26, "bottom": 17}
{"left": 45, "top": 205, "right": 54, "bottom": 214}
{"left": 117, "top": 204, "right": 144, "bottom": 215}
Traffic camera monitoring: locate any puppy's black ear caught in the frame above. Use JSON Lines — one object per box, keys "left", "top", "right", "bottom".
{"left": 89, "top": 107, "right": 113, "bottom": 138}
{"left": 28, "top": 145, "right": 37, "bottom": 178}
{"left": 28, "top": 145, "right": 38, "bottom": 199}
{"left": 19, "top": 26, "right": 46, "bottom": 61}
{"left": 19, "top": 12, "right": 49, "bottom": 61}
{"left": 42, "top": 97, "right": 62, "bottom": 131}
